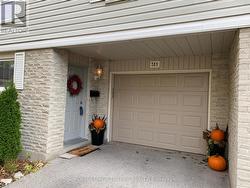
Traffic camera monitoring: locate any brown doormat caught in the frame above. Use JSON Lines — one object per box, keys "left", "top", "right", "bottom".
{"left": 68, "top": 145, "right": 100, "bottom": 157}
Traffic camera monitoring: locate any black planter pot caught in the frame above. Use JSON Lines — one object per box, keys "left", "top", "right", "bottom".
{"left": 91, "top": 129, "right": 105, "bottom": 146}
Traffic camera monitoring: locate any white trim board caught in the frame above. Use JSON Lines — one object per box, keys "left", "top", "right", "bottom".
{"left": 1, "top": 15, "right": 250, "bottom": 52}
{"left": 107, "top": 69, "right": 212, "bottom": 142}
{"left": 0, "top": 58, "right": 14, "bottom": 61}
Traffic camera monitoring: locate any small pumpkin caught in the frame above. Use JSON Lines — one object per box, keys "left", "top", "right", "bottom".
{"left": 210, "top": 125, "right": 225, "bottom": 142}
{"left": 93, "top": 119, "right": 105, "bottom": 129}
{"left": 208, "top": 155, "right": 227, "bottom": 171}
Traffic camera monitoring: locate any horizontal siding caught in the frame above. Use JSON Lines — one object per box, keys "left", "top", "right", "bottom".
{"left": 68, "top": 52, "right": 89, "bottom": 67}
{"left": 0, "top": 52, "right": 14, "bottom": 59}
{"left": 110, "top": 56, "right": 212, "bottom": 72}
{"left": 0, "top": 0, "right": 249, "bottom": 46}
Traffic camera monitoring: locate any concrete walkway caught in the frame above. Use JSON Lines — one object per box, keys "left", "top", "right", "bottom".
{"left": 8, "top": 142, "right": 229, "bottom": 188}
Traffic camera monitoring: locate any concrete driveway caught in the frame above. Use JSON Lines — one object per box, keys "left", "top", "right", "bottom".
{"left": 8, "top": 142, "right": 229, "bottom": 188}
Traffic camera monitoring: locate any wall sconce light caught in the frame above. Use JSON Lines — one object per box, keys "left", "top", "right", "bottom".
{"left": 94, "top": 65, "right": 103, "bottom": 80}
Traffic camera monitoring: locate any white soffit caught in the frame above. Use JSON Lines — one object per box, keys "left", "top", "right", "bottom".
{"left": 67, "top": 30, "right": 236, "bottom": 60}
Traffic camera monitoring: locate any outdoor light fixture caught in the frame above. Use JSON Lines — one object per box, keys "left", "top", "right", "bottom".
{"left": 94, "top": 65, "right": 103, "bottom": 80}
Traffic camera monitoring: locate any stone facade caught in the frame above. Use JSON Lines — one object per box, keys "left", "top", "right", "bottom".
{"left": 18, "top": 49, "right": 68, "bottom": 160}
{"left": 46, "top": 49, "right": 68, "bottom": 157}
{"left": 229, "top": 31, "right": 239, "bottom": 188}
{"left": 237, "top": 29, "right": 250, "bottom": 188}
{"left": 229, "top": 28, "right": 250, "bottom": 188}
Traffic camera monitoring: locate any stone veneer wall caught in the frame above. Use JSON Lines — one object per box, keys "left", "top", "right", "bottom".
{"left": 19, "top": 49, "right": 68, "bottom": 160}
{"left": 229, "top": 28, "right": 250, "bottom": 188}
{"left": 229, "top": 31, "right": 239, "bottom": 188}
{"left": 46, "top": 49, "right": 68, "bottom": 157}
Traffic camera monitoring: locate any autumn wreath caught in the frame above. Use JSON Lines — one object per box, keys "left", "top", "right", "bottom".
{"left": 67, "top": 75, "right": 82, "bottom": 96}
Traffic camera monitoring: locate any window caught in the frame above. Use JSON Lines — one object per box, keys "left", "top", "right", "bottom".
{"left": 0, "top": 1, "right": 15, "bottom": 25}
{"left": 0, "top": 60, "right": 14, "bottom": 89}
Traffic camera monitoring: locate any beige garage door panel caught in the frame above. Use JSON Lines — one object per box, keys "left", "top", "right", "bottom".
{"left": 112, "top": 73, "right": 208, "bottom": 154}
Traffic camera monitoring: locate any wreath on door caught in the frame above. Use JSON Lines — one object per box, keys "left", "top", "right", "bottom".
{"left": 67, "top": 75, "right": 83, "bottom": 96}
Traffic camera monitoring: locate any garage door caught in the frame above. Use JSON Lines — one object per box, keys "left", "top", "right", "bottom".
{"left": 112, "top": 73, "right": 208, "bottom": 154}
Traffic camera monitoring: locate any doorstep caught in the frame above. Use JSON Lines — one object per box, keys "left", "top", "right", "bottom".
{"left": 63, "top": 138, "right": 91, "bottom": 153}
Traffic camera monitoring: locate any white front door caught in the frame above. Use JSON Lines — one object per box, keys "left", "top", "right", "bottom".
{"left": 64, "top": 66, "right": 86, "bottom": 142}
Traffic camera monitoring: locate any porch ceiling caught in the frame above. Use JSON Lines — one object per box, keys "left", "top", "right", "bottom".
{"left": 66, "top": 30, "right": 236, "bottom": 60}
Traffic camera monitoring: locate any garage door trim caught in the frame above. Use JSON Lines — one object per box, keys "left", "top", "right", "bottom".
{"left": 107, "top": 69, "right": 212, "bottom": 144}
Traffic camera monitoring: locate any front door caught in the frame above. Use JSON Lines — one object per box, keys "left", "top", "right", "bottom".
{"left": 64, "top": 65, "right": 86, "bottom": 142}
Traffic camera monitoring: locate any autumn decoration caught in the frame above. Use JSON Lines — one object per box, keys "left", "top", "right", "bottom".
{"left": 67, "top": 75, "right": 83, "bottom": 96}
{"left": 89, "top": 115, "right": 107, "bottom": 146}
{"left": 203, "top": 123, "right": 227, "bottom": 171}
{"left": 208, "top": 155, "right": 227, "bottom": 171}
{"left": 93, "top": 118, "right": 105, "bottom": 129}
{"left": 89, "top": 115, "right": 106, "bottom": 132}
{"left": 210, "top": 125, "right": 225, "bottom": 142}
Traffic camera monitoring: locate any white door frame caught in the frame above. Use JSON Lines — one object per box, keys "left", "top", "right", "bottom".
{"left": 107, "top": 69, "right": 212, "bottom": 142}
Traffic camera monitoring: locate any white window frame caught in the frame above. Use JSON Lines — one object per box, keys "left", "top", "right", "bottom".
{"left": 0, "top": 1, "right": 15, "bottom": 25}
{"left": 0, "top": 58, "right": 15, "bottom": 91}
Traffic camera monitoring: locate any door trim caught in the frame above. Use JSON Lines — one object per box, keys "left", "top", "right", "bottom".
{"left": 107, "top": 69, "right": 212, "bottom": 142}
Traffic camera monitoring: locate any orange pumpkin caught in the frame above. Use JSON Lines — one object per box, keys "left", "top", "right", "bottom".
{"left": 210, "top": 125, "right": 225, "bottom": 142}
{"left": 93, "top": 119, "right": 105, "bottom": 129}
{"left": 208, "top": 155, "right": 227, "bottom": 171}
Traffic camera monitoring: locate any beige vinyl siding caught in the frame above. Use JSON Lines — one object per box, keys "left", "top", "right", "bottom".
{"left": 0, "top": 0, "right": 249, "bottom": 46}
{"left": 110, "top": 56, "right": 212, "bottom": 72}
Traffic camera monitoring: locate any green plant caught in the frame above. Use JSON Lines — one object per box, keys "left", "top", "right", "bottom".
{"left": 23, "top": 163, "right": 33, "bottom": 175}
{"left": 0, "top": 83, "right": 22, "bottom": 164}
{"left": 23, "top": 162, "right": 43, "bottom": 175}
{"left": 4, "top": 160, "right": 18, "bottom": 174}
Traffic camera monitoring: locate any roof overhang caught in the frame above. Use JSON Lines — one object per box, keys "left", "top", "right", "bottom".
{"left": 0, "top": 14, "right": 249, "bottom": 52}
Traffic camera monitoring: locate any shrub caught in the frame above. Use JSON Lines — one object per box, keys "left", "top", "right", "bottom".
{"left": 4, "top": 160, "right": 18, "bottom": 174}
{"left": 0, "top": 83, "right": 22, "bottom": 164}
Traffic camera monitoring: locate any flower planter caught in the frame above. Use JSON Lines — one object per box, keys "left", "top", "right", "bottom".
{"left": 90, "top": 128, "right": 105, "bottom": 146}
{"left": 89, "top": 114, "right": 107, "bottom": 146}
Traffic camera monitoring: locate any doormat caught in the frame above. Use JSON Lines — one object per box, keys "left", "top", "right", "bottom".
{"left": 68, "top": 145, "right": 100, "bottom": 157}
{"left": 60, "top": 153, "right": 78, "bottom": 159}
